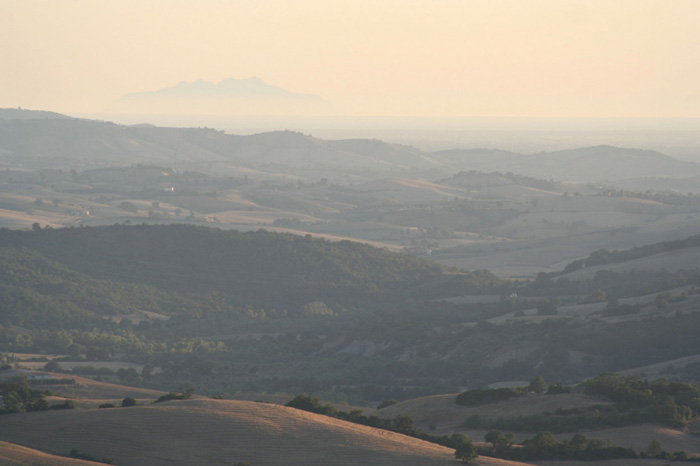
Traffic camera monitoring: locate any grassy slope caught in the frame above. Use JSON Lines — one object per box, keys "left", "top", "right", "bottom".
{"left": 0, "top": 441, "right": 102, "bottom": 465}
{"left": 0, "top": 399, "right": 528, "bottom": 466}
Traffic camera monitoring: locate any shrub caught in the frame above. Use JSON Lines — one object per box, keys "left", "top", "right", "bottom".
{"left": 49, "top": 400, "right": 75, "bottom": 410}
{"left": 121, "top": 397, "right": 137, "bottom": 407}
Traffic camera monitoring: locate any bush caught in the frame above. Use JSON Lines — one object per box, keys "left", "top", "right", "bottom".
{"left": 456, "top": 387, "right": 524, "bottom": 406}
{"left": 49, "top": 400, "right": 75, "bottom": 410}
{"left": 154, "top": 386, "right": 195, "bottom": 403}
{"left": 121, "top": 397, "right": 137, "bottom": 407}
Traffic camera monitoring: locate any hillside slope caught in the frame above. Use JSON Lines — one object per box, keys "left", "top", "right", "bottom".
{"left": 0, "top": 441, "right": 103, "bottom": 465}
{"left": 0, "top": 224, "right": 499, "bottom": 311}
{"left": 0, "top": 399, "right": 527, "bottom": 466}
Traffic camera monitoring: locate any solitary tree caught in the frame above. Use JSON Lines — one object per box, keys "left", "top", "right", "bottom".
{"left": 528, "top": 376, "right": 548, "bottom": 393}
{"left": 43, "top": 360, "right": 61, "bottom": 372}
{"left": 454, "top": 442, "right": 478, "bottom": 463}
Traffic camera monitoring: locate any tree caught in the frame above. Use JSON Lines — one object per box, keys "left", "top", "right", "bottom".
{"left": 485, "top": 430, "right": 503, "bottom": 446}
{"left": 495, "top": 432, "right": 516, "bottom": 450}
{"left": 646, "top": 439, "right": 662, "bottom": 457}
{"left": 529, "top": 376, "right": 548, "bottom": 393}
{"left": 451, "top": 433, "right": 472, "bottom": 447}
{"left": 26, "top": 395, "right": 49, "bottom": 412}
{"left": 392, "top": 415, "right": 417, "bottom": 436}
{"left": 485, "top": 430, "right": 515, "bottom": 451}
{"left": 454, "top": 442, "right": 478, "bottom": 463}
{"left": 180, "top": 384, "right": 196, "bottom": 399}
{"left": 569, "top": 433, "right": 588, "bottom": 452}
{"left": 526, "top": 431, "right": 561, "bottom": 457}
{"left": 43, "top": 359, "right": 62, "bottom": 372}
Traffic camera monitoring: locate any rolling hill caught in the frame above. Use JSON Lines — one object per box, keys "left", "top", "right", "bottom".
{"left": 0, "top": 441, "right": 103, "bottom": 465}
{"left": 2, "top": 111, "right": 699, "bottom": 183}
{"left": 0, "top": 398, "right": 528, "bottom": 466}
{"left": 431, "top": 145, "right": 700, "bottom": 182}
{"left": 0, "top": 223, "right": 471, "bottom": 309}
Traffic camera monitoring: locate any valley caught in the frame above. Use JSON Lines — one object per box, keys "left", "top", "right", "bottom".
{"left": 1, "top": 109, "right": 700, "bottom": 464}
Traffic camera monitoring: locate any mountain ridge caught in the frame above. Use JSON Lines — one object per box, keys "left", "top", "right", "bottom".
{"left": 109, "top": 77, "right": 334, "bottom": 116}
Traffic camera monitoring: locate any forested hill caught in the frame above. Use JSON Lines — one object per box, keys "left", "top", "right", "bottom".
{"left": 0, "top": 224, "right": 501, "bottom": 308}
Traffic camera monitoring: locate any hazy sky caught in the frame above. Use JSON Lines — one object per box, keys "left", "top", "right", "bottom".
{"left": 2, "top": 0, "right": 699, "bottom": 118}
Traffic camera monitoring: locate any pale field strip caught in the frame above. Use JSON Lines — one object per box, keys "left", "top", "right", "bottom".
{"left": 561, "top": 247, "right": 700, "bottom": 281}
{"left": 377, "top": 393, "right": 608, "bottom": 431}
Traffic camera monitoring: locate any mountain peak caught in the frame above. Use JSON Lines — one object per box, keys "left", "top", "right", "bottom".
{"left": 110, "top": 77, "right": 333, "bottom": 116}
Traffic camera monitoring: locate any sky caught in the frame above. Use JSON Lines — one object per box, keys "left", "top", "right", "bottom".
{"left": 2, "top": 0, "right": 700, "bottom": 118}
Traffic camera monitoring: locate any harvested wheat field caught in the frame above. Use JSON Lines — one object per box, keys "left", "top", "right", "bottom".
{"left": 0, "top": 440, "right": 103, "bottom": 465}
{"left": 0, "top": 399, "right": 528, "bottom": 466}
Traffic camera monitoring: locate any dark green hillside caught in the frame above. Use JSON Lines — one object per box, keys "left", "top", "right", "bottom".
{"left": 0, "top": 247, "right": 199, "bottom": 329}
{"left": 0, "top": 224, "right": 494, "bottom": 308}
{"left": 0, "top": 225, "right": 508, "bottom": 398}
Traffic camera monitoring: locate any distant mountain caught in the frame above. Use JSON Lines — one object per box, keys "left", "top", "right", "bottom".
{"left": 109, "top": 77, "right": 334, "bottom": 116}
{"left": 0, "top": 107, "right": 72, "bottom": 120}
